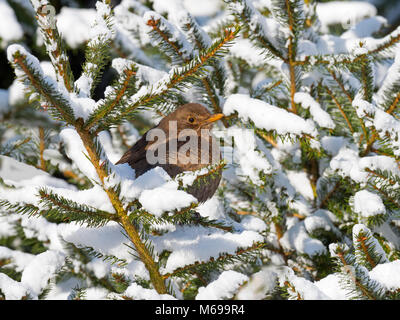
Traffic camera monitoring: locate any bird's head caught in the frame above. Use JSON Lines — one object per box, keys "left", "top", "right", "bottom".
{"left": 160, "top": 103, "right": 224, "bottom": 131}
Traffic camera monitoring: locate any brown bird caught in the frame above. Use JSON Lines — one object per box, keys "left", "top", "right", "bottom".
{"left": 116, "top": 103, "right": 224, "bottom": 202}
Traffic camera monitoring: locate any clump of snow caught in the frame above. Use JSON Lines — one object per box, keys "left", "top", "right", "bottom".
{"left": 196, "top": 270, "right": 248, "bottom": 300}
{"left": 352, "top": 190, "right": 386, "bottom": 218}
{"left": 304, "top": 210, "right": 341, "bottom": 237}
{"left": 375, "top": 48, "right": 400, "bottom": 105}
{"left": 286, "top": 170, "right": 314, "bottom": 201}
{"left": 314, "top": 273, "right": 349, "bottom": 299}
{"left": 241, "top": 215, "right": 267, "bottom": 232}
{"left": 143, "top": 11, "right": 194, "bottom": 62}
{"left": 280, "top": 220, "right": 327, "bottom": 257}
{"left": 227, "top": 126, "right": 273, "bottom": 186}
{"left": 316, "top": 1, "right": 377, "bottom": 32}
{"left": 56, "top": 8, "right": 97, "bottom": 49}
{"left": 59, "top": 127, "right": 100, "bottom": 183}
{"left": 224, "top": 94, "right": 318, "bottom": 137}
{"left": 229, "top": 38, "right": 268, "bottom": 67}
{"left": 124, "top": 283, "right": 176, "bottom": 300}
{"left": 342, "top": 16, "right": 387, "bottom": 39}
{"left": 154, "top": 227, "right": 263, "bottom": 274}
{"left": 183, "top": 0, "right": 222, "bottom": 17}
{"left": 0, "top": 273, "right": 29, "bottom": 300}
{"left": 0, "top": 0, "right": 24, "bottom": 48}
{"left": 196, "top": 197, "right": 226, "bottom": 220}
{"left": 369, "top": 260, "right": 400, "bottom": 291}
{"left": 279, "top": 267, "right": 331, "bottom": 300}
{"left": 330, "top": 147, "right": 400, "bottom": 184}
{"left": 294, "top": 92, "right": 335, "bottom": 129}
{"left": 235, "top": 267, "right": 278, "bottom": 300}
{"left": 20, "top": 250, "right": 65, "bottom": 298}
{"left": 320, "top": 136, "right": 349, "bottom": 156}
{"left": 0, "top": 246, "right": 35, "bottom": 273}
{"left": 60, "top": 222, "right": 132, "bottom": 261}
{"left": 139, "top": 185, "right": 197, "bottom": 216}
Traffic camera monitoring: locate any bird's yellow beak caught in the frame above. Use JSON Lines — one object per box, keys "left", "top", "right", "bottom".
{"left": 205, "top": 113, "right": 224, "bottom": 123}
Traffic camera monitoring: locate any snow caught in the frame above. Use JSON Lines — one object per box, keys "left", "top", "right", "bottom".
{"left": 369, "top": 260, "right": 400, "bottom": 291}
{"left": 183, "top": 0, "right": 222, "bottom": 17}
{"left": 154, "top": 227, "right": 264, "bottom": 274}
{"left": 304, "top": 210, "right": 341, "bottom": 237}
{"left": 0, "top": 0, "right": 24, "bottom": 48}
{"left": 229, "top": 38, "right": 268, "bottom": 67}
{"left": 286, "top": 170, "right": 314, "bottom": 201}
{"left": 196, "top": 197, "right": 226, "bottom": 220}
{"left": 20, "top": 250, "right": 65, "bottom": 298}
{"left": 0, "top": 273, "right": 28, "bottom": 300}
{"left": 7, "top": 44, "right": 80, "bottom": 120}
{"left": 143, "top": 11, "right": 194, "bottom": 62}
{"left": 60, "top": 222, "right": 131, "bottom": 261}
{"left": 0, "top": 246, "right": 35, "bottom": 272}
{"left": 354, "top": 97, "right": 400, "bottom": 156}
{"left": 235, "top": 267, "right": 278, "bottom": 300}
{"left": 59, "top": 127, "right": 100, "bottom": 183}
{"left": 227, "top": 126, "right": 272, "bottom": 185}
{"left": 223, "top": 94, "right": 318, "bottom": 137}
{"left": 316, "top": 1, "right": 377, "bottom": 32}
{"left": 281, "top": 220, "right": 327, "bottom": 257}
{"left": 56, "top": 8, "right": 97, "bottom": 49}
{"left": 0, "top": 155, "right": 48, "bottom": 182}
{"left": 228, "top": 0, "right": 282, "bottom": 50}
{"left": 196, "top": 270, "right": 248, "bottom": 300}
{"left": 279, "top": 267, "right": 331, "bottom": 300}
{"left": 294, "top": 92, "right": 335, "bottom": 129}
{"left": 353, "top": 224, "right": 388, "bottom": 264}
{"left": 375, "top": 48, "right": 400, "bottom": 108}
{"left": 341, "top": 16, "right": 387, "bottom": 39}
{"left": 352, "top": 190, "right": 386, "bottom": 218}
{"left": 330, "top": 147, "right": 400, "bottom": 184}
{"left": 124, "top": 283, "right": 176, "bottom": 300}
{"left": 240, "top": 215, "right": 267, "bottom": 233}
{"left": 314, "top": 273, "right": 348, "bottom": 300}
{"left": 139, "top": 186, "right": 197, "bottom": 216}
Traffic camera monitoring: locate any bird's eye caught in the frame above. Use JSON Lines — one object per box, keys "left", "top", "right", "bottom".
{"left": 188, "top": 117, "right": 195, "bottom": 123}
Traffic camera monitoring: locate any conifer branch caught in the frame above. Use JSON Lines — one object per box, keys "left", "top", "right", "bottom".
{"left": 355, "top": 234, "right": 378, "bottom": 269}
{"left": 325, "top": 86, "right": 354, "bottom": 134}
{"left": 97, "top": 26, "right": 239, "bottom": 128}
{"left": 332, "top": 245, "right": 384, "bottom": 300}
{"left": 32, "top": 1, "right": 74, "bottom": 92}
{"left": 359, "top": 55, "right": 374, "bottom": 103}
{"left": 38, "top": 188, "right": 118, "bottom": 227}
{"left": 328, "top": 69, "right": 354, "bottom": 103}
{"left": 181, "top": 15, "right": 229, "bottom": 97}
{"left": 228, "top": 0, "right": 286, "bottom": 61}
{"left": 162, "top": 242, "right": 266, "bottom": 279}
{"left": 74, "top": 124, "right": 167, "bottom": 293}
{"left": 85, "top": 64, "right": 138, "bottom": 131}
{"left": 38, "top": 127, "right": 46, "bottom": 171}
{"left": 78, "top": 1, "right": 114, "bottom": 97}
{"left": 9, "top": 50, "right": 76, "bottom": 124}
{"left": 281, "top": 0, "right": 302, "bottom": 114}
{"left": 386, "top": 93, "right": 400, "bottom": 115}
{"left": 293, "top": 25, "right": 400, "bottom": 67}
{"left": 147, "top": 12, "right": 227, "bottom": 124}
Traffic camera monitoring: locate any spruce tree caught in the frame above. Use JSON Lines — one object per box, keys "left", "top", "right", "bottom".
{"left": 0, "top": 0, "right": 400, "bottom": 300}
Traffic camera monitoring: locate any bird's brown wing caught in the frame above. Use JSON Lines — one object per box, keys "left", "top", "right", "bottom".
{"left": 115, "top": 128, "right": 156, "bottom": 177}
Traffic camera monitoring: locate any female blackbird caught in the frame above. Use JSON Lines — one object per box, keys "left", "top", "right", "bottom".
{"left": 116, "top": 103, "right": 224, "bottom": 202}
